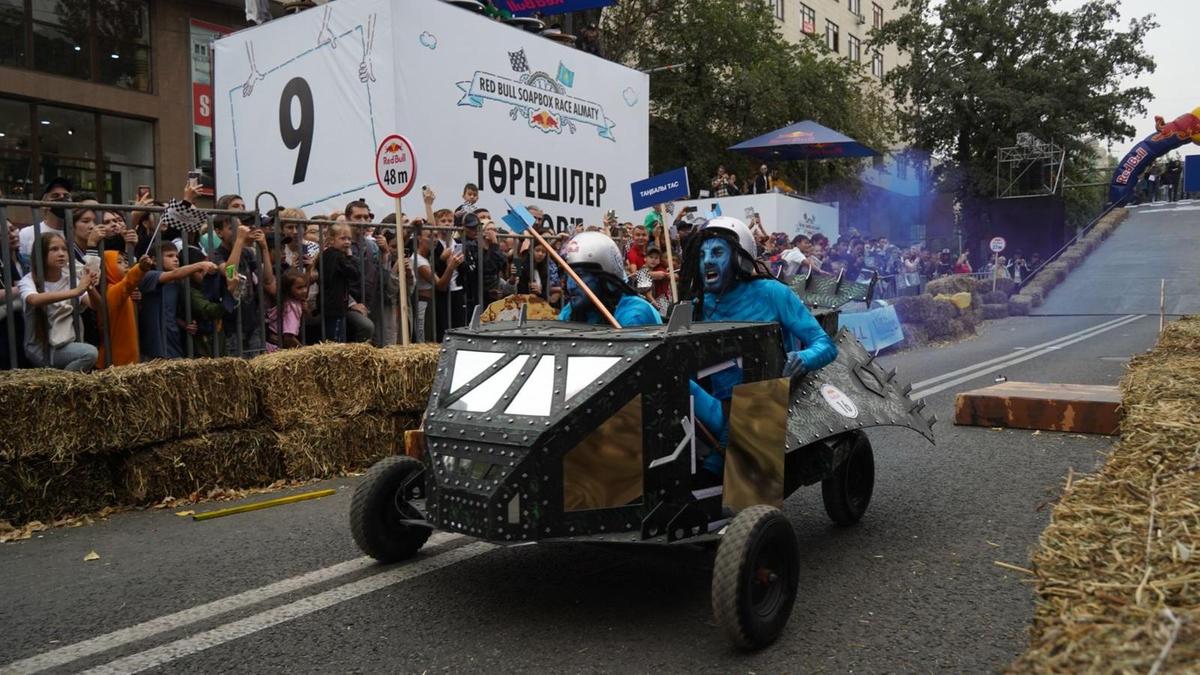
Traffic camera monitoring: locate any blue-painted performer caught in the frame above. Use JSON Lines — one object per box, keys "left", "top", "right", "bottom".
{"left": 680, "top": 216, "right": 838, "bottom": 481}
{"left": 557, "top": 231, "right": 662, "bottom": 328}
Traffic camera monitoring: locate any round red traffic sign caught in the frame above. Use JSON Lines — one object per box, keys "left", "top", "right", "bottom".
{"left": 989, "top": 236, "right": 1007, "bottom": 253}
{"left": 375, "top": 134, "right": 417, "bottom": 198}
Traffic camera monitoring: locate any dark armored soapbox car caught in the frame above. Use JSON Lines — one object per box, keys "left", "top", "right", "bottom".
{"left": 349, "top": 293, "right": 935, "bottom": 650}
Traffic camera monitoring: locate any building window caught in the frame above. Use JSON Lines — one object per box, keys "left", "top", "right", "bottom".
{"left": 849, "top": 0, "right": 862, "bottom": 15}
{"left": 0, "top": 96, "right": 154, "bottom": 204}
{"left": 825, "top": 20, "right": 839, "bottom": 53}
{"left": 847, "top": 35, "right": 861, "bottom": 63}
{"left": 871, "top": 50, "right": 884, "bottom": 78}
{"left": 768, "top": 0, "right": 783, "bottom": 21}
{"left": 873, "top": 2, "right": 884, "bottom": 30}
{"left": 799, "top": 3, "right": 815, "bottom": 34}
{"left": 1, "top": 0, "right": 152, "bottom": 93}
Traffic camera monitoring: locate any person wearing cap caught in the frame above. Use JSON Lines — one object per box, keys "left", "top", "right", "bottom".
{"left": 681, "top": 216, "right": 838, "bottom": 483}
{"left": 558, "top": 231, "right": 660, "bottom": 327}
{"left": 18, "top": 177, "right": 73, "bottom": 261}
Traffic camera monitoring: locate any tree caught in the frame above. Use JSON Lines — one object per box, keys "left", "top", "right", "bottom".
{"left": 871, "top": 0, "right": 1156, "bottom": 209}
{"left": 601, "top": 0, "right": 895, "bottom": 191}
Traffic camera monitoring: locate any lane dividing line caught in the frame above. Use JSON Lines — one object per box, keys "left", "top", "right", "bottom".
{"left": 912, "top": 314, "right": 1144, "bottom": 399}
{"left": 80, "top": 542, "right": 497, "bottom": 675}
{"left": 0, "top": 532, "right": 463, "bottom": 675}
{"left": 909, "top": 315, "right": 1135, "bottom": 390}
{"left": 1, "top": 315, "right": 1148, "bottom": 674}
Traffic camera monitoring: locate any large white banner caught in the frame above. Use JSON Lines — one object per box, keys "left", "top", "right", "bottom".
{"left": 653, "top": 193, "right": 840, "bottom": 243}
{"left": 214, "top": 0, "right": 649, "bottom": 227}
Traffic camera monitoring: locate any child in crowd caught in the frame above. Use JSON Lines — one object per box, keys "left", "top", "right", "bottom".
{"left": 459, "top": 183, "right": 479, "bottom": 213}
{"left": 97, "top": 251, "right": 152, "bottom": 368}
{"left": 17, "top": 232, "right": 98, "bottom": 371}
{"left": 182, "top": 246, "right": 230, "bottom": 357}
{"left": 137, "top": 242, "right": 218, "bottom": 360}
{"left": 642, "top": 245, "right": 672, "bottom": 317}
{"left": 266, "top": 268, "right": 309, "bottom": 351}
{"left": 318, "top": 222, "right": 360, "bottom": 342}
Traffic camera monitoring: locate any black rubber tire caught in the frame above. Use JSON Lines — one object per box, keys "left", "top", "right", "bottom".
{"left": 350, "top": 456, "right": 432, "bottom": 563}
{"left": 821, "top": 431, "right": 875, "bottom": 527}
{"left": 711, "top": 505, "right": 799, "bottom": 651}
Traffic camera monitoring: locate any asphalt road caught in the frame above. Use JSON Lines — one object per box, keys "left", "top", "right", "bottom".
{"left": 0, "top": 306, "right": 1163, "bottom": 674}
{"left": 1036, "top": 199, "right": 1200, "bottom": 316}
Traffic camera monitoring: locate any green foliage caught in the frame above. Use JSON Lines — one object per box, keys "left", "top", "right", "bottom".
{"left": 601, "top": 0, "right": 896, "bottom": 189}
{"left": 871, "top": 0, "right": 1156, "bottom": 203}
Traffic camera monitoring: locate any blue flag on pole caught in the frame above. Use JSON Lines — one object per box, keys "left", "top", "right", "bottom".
{"left": 502, "top": 200, "right": 536, "bottom": 234}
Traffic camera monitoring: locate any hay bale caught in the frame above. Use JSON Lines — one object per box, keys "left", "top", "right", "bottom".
{"left": 98, "top": 358, "right": 260, "bottom": 447}
{"left": 0, "top": 370, "right": 102, "bottom": 461}
{"left": 0, "top": 359, "right": 258, "bottom": 461}
{"left": 892, "top": 294, "right": 938, "bottom": 324}
{"left": 1059, "top": 251, "right": 1084, "bottom": 270}
{"left": 982, "top": 303, "right": 1009, "bottom": 320}
{"left": 118, "top": 427, "right": 281, "bottom": 504}
{"left": 982, "top": 290, "right": 1008, "bottom": 304}
{"left": 1156, "top": 317, "right": 1200, "bottom": 354}
{"left": 1008, "top": 295, "right": 1033, "bottom": 316}
{"left": 0, "top": 456, "right": 115, "bottom": 525}
{"left": 277, "top": 412, "right": 420, "bottom": 480}
{"left": 1023, "top": 287, "right": 1045, "bottom": 307}
{"left": 899, "top": 323, "right": 927, "bottom": 348}
{"left": 252, "top": 343, "right": 440, "bottom": 428}
{"left": 990, "top": 278, "right": 1017, "bottom": 296}
{"left": 924, "top": 275, "right": 978, "bottom": 297}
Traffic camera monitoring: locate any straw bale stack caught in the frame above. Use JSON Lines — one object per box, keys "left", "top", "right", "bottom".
{"left": 252, "top": 343, "right": 439, "bottom": 427}
{"left": 0, "top": 358, "right": 258, "bottom": 461}
{"left": 276, "top": 412, "right": 420, "bottom": 480}
{"left": 118, "top": 427, "right": 280, "bottom": 504}
{"left": 0, "top": 455, "right": 115, "bottom": 524}
{"left": 1013, "top": 314, "right": 1200, "bottom": 672}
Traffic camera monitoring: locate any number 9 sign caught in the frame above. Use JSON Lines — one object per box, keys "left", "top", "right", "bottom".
{"left": 375, "top": 134, "right": 416, "bottom": 199}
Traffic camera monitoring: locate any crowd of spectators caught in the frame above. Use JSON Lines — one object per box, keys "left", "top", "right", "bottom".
{"left": 2, "top": 162, "right": 1038, "bottom": 373}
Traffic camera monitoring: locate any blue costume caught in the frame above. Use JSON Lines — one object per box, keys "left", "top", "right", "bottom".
{"left": 557, "top": 294, "right": 662, "bottom": 327}
{"left": 689, "top": 233, "right": 837, "bottom": 476}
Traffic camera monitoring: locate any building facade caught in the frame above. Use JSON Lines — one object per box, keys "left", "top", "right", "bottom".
{"left": 0, "top": 0, "right": 250, "bottom": 214}
{"left": 768, "top": 0, "right": 907, "bottom": 80}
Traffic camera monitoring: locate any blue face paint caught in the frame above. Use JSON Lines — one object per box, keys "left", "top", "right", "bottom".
{"left": 700, "top": 238, "right": 734, "bottom": 294}
{"left": 566, "top": 270, "right": 600, "bottom": 316}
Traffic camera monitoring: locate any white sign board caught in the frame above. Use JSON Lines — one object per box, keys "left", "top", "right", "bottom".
{"left": 989, "top": 236, "right": 1006, "bottom": 253}
{"left": 214, "top": 0, "right": 649, "bottom": 227}
{"left": 649, "top": 193, "right": 839, "bottom": 243}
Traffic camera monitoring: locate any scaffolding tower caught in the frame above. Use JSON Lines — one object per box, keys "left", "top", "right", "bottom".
{"left": 996, "top": 133, "right": 1066, "bottom": 198}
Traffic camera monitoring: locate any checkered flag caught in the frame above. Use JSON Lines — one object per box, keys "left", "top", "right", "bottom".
{"left": 508, "top": 48, "right": 529, "bottom": 73}
{"left": 159, "top": 198, "right": 206, "bottom": 233}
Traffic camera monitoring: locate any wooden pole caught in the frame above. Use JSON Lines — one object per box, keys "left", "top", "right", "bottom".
{"left": 656, "top": 205, "right": 679, "bottom": 303}
{"left": 397, "top": 195, "right": 410, "bottom": 345}
{"left": 529, "top": 227, "right": 621, "bottom": 329}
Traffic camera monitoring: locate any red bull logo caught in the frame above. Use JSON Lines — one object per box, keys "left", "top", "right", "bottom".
{"left": 530, "top": 110, "right": 560, "bottom": 131}
{"left": 384, "top": 142, "right": 402, "bottom": 154}
{"left": 1151, "top": 108, "right": 1200, "bottom": 144}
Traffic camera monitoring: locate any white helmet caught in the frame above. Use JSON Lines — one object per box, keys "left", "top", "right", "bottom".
{"left": 563, "top": 231, "right": 625, "bottom": 279}
{"left": 701, "top": 216, "right": 756, "bottom": 257}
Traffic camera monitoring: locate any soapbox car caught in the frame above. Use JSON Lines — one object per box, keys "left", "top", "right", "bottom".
{"left": 349, "top": 303, "right": 935, "bottom": 650}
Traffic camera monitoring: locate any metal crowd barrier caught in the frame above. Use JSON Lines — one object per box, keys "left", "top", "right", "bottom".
{"left": 0, "top": 195, "right": 608, "bottom": 370}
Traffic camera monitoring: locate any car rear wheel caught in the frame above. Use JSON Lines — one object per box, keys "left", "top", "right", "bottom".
{"left": 711, "top": 505, "right": 799, "bottom": 650}
{"left": 821, "top": 431, "right": 875, "bottom": 526}
{"left": 350, "top": 456, "right": 432, "bottom": 562}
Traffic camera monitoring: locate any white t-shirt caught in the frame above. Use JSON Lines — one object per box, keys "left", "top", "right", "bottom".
{"left": 415, "top": 254, "right": 433, "bottom": 292}
{"left": 17, "top": 272, "right": 76, "bottom": 355}
{"left": 18, "top": 221, "right": 63, "bottom": 259}
{"left": 780, "top": 248, "right": 811, "bottom": 276}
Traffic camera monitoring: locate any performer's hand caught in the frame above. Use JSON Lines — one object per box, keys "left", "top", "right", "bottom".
{"left": 783, "top": 351, "right": 807, "bottom": 378}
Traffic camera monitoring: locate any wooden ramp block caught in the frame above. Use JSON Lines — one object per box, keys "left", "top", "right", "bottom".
{"left": 954, "top": 381, "right": 1121, "bottom": 435}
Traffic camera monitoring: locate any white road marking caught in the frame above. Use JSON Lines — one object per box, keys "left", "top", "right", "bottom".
{"left": 0, "top": 532, "right": 462, "bottom": 675}
{"left": 909, "top": 315, "right": 1135, "bottom": 391}
{"left": 911, "top": 314, "right": 1143, "bottom": 399}
{"left": 79, "top": 542, "right": 496, "bottom": 675}
{"left": 1, "top": 313, "right": 1151, "bottom": 673}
